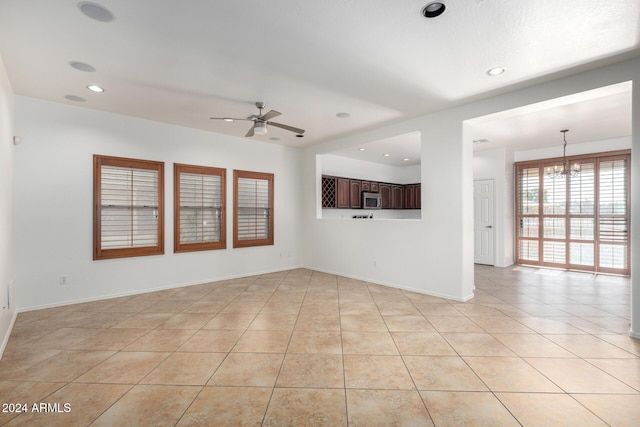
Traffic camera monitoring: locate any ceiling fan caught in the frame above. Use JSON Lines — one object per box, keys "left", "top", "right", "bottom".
{"left": 210, "top": 101, "right": 305, "bottom": 138}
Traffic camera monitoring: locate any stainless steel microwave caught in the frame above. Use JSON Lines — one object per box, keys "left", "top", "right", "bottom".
{"left": 361, "top": 192, "right": 382, "bottom": 209}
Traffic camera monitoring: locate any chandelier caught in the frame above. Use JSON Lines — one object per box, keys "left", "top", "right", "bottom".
{"left": 545, "top": 129, "right": 580, "bottom": 178}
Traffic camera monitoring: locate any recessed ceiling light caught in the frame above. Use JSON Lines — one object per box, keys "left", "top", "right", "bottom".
{"left": 87, "top": 84, "right": 104, "bottom": 93}
{"left": 358, "top": 148, "right": 366, "bottom": 151}
{"left": 336, "top": 112, "right": 351, "bottom": 118}
{"left": 422, "top": 2, "right": 446, "bottom": 18}
{"left": 486, "top": 66, "right": 506, "bottom": 76}
{"left": 78, "top": 2, "right": 115, "bottom": 22}
{"left": 69, "top": 61, "right": 96, "bottom": 72}
{"left": 403, "top": 158, "right": 410, "bottom": 161}
{"left": 223, "top": 118, "right": 234, "bottom": 122}
{"left": 383, "top": 154, "right": 390, "bottom": 157}
{"left": 65, "top": 95, "right": 86, "bottom": 102}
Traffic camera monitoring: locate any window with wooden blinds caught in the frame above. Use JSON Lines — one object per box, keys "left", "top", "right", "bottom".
{"left": 233, "top": 170, "right": 274, "bottom": 248}
{"left": 174, "top": 164, "right": 226, "bottom": 252}
{"left": 517, "top": 167, "right": 540, "bottom": 262}
{"left": 515, "top": 150, "right": 630, "bottom": 275}
{"left": 598, "top": 157, "right": 629, "bottom": 273}
{"left": 93, "top": 155, "right": 164, "bottom": 260}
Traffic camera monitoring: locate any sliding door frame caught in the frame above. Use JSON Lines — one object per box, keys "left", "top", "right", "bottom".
{"left": 515, "top": 149, "right": 630, "bottom": 276}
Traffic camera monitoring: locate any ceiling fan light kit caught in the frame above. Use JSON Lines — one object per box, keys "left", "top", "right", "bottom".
{"left": 254, "top": 121, "right": 268, "bottom": 135}
{"left": 210, "top": 101, "right": 305, "bottom": 139}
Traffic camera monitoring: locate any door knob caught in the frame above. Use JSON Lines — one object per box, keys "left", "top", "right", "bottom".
{"left": 485, "top": 225, "right": 493, "bottom": 229}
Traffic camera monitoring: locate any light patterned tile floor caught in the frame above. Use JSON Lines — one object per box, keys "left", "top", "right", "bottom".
{"left": 0, "top": 266, "right": 637, "bottom": 426}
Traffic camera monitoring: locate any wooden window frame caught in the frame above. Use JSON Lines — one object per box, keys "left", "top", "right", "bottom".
{"left": 233, "top": 170, "right": 274, "bottom": 248}
{"left": 93, "top": 155, "right": 164, "bottom": 260}
{"left": 515, "top": 149, "right": 630, "bottom": 275}
{"left": 174, "top": 163, "right": 226, "bottom": 253}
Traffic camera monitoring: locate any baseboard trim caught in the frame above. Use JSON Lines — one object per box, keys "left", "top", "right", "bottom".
{"left": 0, "top": 310, "right": 18, "bottom": 360}
{"left": 305, "top": 265, "right": 473, "bottom": 302}
{"left": 17, "top": 265, "right": 304, "bottom": 313}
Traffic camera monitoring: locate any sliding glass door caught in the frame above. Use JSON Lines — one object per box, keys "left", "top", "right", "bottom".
{"left": 515, "top": 151, "right": 630, "bottom": 275}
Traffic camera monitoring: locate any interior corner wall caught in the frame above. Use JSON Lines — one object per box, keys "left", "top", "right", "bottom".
{"left": 13, "top": 96, "right": 303, "bottom": 310}
{"left": 0, "top": 55, "right": 16, "bottom": 356}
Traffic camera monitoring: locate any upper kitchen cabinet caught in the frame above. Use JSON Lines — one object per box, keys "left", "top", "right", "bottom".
{"left": 350, "top": 180, "right": 362, "bottom": 208}
{"left": 336, "top": 177, "right": 350, "bottom": 208}
{"left": 379, "top": 183, "right": 392, "bottom": 209}
{"left": 391, "top": 185, "right": 403, "bottom": 209}
{"left": 403, "top": 184, "right": 421, "bottom": 209}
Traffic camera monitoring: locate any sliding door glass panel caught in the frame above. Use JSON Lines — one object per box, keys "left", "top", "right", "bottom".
{"left": 543, "top": 174, "right": 566, "bottom": 215}
{"left": 519, "top": 217, "right": 539, "bottom": 238}
{"left": 543, "top": 218, "right": 565, "bottom": 239}
{"left": 569, "top": 217, "right": 594, "bottom": 240}
{"left": 569, "top": 162, "right": 595, "bottom": 214}
{"left": 599, "top": 159, "right": 627, "bottom": 215}
{"left": 519, "top": 240, "right": 539, "bottom": 262}
{"left": 599, "top": 244, "right": 627, "bottom": 270}
{"left": 518, "top": 168, "right": 539, "bottom": 215}
{"left": 543, "top": 241, "right": 566, "bottom": 264}
{"left": 570, "top": 242, "right": 594, "bottom": 266}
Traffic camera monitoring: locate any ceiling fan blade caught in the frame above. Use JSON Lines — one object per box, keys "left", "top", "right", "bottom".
{"left": 210, "top": 117, "right": 251, "bottom": 121}
{"left": 268, "top": 121, "right": 305, "bottom": 135}
{"left": 260, "top": 110, "right": 281, "bottom": 121}
{"left": 245, "top": 125, "right": 255, "bottom": 137}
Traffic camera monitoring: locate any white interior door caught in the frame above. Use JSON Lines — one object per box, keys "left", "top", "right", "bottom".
{"left": 474, "top": 179, "right": 495, "bottom": 265}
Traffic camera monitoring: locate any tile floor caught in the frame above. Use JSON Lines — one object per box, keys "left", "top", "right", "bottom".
{"left": 0, "top": 266, "right": 638, "bottom": 426}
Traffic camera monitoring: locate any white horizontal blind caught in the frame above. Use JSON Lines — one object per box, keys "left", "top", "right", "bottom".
{"left": 598, "top": 158, "right": 628, "bottom": 271}
{"left": 568, "top": 162, "right": 595, "bottom": 266}
{"left": 101, "top": 165, "right": 158, "bottom": 249}
{"left": 517, "top": 167, "right": 540, "bottom": 262}
{"left": 179, "top": 172, "right": 222, "bottom": 244}
{"left": 236, "top": 177, "right": 271, "bottom": 241}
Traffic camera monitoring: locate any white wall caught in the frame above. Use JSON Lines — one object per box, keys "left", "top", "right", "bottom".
{"left": 14, "top": 97, "right": 303, "bottom": 310}
{"left": 321, "top": 154, "right": 421, "bottom": 184}
{"left": 0, "top": 55, "right": 16, "bottom": 356}
{"left": 514, "top": 136, "right": 631, "bottom": 162}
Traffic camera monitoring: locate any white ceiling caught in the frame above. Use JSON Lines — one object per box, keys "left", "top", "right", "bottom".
{"left": 0, "top": 0, "right": 638, "bottom": 162}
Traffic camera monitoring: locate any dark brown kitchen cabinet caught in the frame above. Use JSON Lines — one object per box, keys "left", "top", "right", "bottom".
{"left": 336, "top": 178, "right": 350, "bottom": 208}
{"left": 379, "top": 183, "right": 391, "bottom": 209}
{"left": 321, "top": 175, "right": 420, "bottom": 210}
{"left": 403, "top": 185, "right": 415, "bottom": 209}
{"left": 350, "top": 180, "right": 361, "bottom": 208}
{"left": 391, "top": 185, "right": 403, "bottom": 209}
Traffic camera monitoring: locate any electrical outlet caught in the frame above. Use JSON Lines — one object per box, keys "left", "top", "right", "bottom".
{"left": 60, "top": 275, "right": 69, "bottom": 285}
